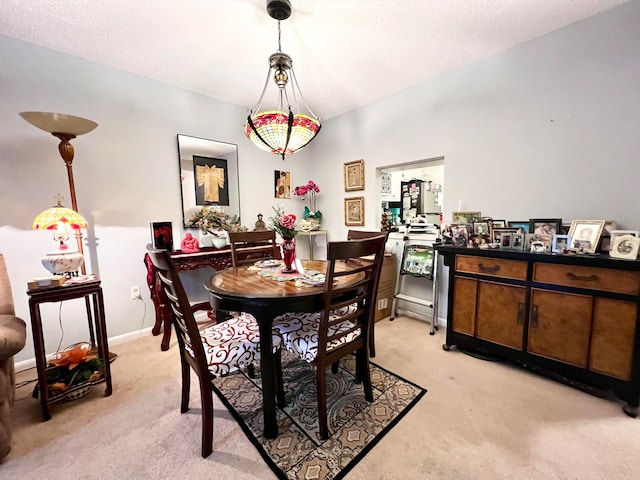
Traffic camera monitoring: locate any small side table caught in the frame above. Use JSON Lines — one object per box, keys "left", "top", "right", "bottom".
{"left": 27, "top": 277, "right": 113, "bottom": 420}
{"left": 296, "top": 230, "right": 328, "bottom": 260}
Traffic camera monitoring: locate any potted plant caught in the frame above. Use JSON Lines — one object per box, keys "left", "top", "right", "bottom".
{"left": 41, "top": 343, "right": 104, "bottom": 399}
{"left": 294, "top": 180, "right": 322, "bottom": 231}
{"left": 185, "top": 207, "right": 247, "bottom": 247}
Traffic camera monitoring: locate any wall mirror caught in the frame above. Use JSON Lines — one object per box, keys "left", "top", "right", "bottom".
{"left": 177, "top": 134, "right": 240, "bottom": 228}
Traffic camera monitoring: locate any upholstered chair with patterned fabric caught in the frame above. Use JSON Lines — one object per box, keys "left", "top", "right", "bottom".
{"left": 272, "top": 236, "right": 387, "bottom": 439}
{"left": 0, "top": 253, "right": 27, "bottom": 460}
{"left": 146, "top": 247, "right": 284, "bottom": 458}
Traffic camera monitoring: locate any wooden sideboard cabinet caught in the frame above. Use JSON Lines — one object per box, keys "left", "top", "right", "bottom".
{"left": 435, "top": 245, "right": 640, "bottom": 417}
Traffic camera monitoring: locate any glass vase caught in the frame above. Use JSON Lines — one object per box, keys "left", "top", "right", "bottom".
{"left": 281, "top": 236, "right": 296, "bottom": 273}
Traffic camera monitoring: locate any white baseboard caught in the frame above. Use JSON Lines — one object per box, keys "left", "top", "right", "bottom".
{"left": 15, "top": 327, "right": 154, "bottom": 373}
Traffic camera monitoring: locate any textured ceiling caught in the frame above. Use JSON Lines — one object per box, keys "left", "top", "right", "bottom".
{"left": 0, "top": 0, "right": 630, "bottom": 120}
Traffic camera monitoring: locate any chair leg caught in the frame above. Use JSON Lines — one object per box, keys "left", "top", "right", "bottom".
{"left": 199, "top": 376, "right": 214, "bottom": 458}
{"left": 331, "top": 361, "right": 339, "bottom": 374}
{"left": 180, "top": 358, "right": 191, "bottom": 413}
{"left": 274, "top": 348, "right": 286, "bottom": 408}
{"left": 247, "top": 363, "right": 256, "bottom": 378}
{"left": 356, "top": 349, "right": 373, "bottom": 402}
{"left": 317, "top": 365, "right": 329, "bottom": 439}
{"left": 369, "top": 319, "right": 376, "bottom": 357}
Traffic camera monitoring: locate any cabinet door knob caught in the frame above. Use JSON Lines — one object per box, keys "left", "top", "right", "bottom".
{"left": 531, "top": 304, "right": 538, "bottom": 327}
{"left": 478, "top": 263, "right": 500, "bottom": 274}
{"left": 566, "top": 272, "right": 598, "bottom": 282}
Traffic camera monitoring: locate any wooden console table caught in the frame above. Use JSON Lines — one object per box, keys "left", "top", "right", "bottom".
{"left": 144, "top": 245, "right": 272, "bottom": 351}
{"left": 436, "top": 245, "right": 640, "bottom": 417}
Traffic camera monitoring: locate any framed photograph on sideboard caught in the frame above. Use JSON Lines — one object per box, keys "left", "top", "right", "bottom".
{"left": 552, "top": 234, "right": 571, "bottom": 253}
{"left": 568, "top": 220, "right": 606, "bottom": 253}
{"left": 610, "top": 235, "right": 640, "bottom": 259}
{"left": 151, "top": 222, "right": 174, "bottom": 251}
{"left": 529, "top": 218, "right": 562, "bottom": 237}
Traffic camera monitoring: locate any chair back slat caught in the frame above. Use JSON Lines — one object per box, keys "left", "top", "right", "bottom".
{"left": 346, "top": 229, "right": 389, "bottom": 242}
{"left": 228, "top": 230, "right": 280, "bottom": 267}
{"left": 317, "top": 235, "right": 387, "bottom": 357}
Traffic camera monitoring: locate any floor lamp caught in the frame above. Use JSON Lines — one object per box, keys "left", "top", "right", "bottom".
{"left": 19, "top": 112, "right": 98, "bottom": 275}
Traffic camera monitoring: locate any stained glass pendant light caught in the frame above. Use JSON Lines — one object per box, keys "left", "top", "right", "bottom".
{"left": 245, "top": 0, "right": 321, "bottom": 160}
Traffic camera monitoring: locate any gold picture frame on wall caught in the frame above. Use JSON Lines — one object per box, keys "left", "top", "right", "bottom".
{"left": 344, "top": 159, "right": 365, "bottom": 191}
{"left": 344, "top": 196, "right": 365, "bottom": 226}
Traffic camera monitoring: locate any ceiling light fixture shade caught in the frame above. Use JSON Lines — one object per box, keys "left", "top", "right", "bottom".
{"left": 244, "top": 0, "right": 321, "bottom": 160}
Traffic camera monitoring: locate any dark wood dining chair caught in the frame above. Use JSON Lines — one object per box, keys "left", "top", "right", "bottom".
{"left": 144, "top": 248, "right": 216, "bottom": 349}
{"left": 346, "top": 230, "right": 390, "bottom": 357}
{"left": 146, "top": 246, "right": 284, "bottom": 457}
{"left": 272, "top": 235, "right": 387, "bottom": 439}
{"left": 228, "top": 230, "right": 280, "bottom": 267}
{"left": 346, "top": 229, "right": 390, "bottom": 241}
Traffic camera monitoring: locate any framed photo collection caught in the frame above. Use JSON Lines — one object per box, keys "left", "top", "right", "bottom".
{"left": 444, "top": 213, "right": 637, "bottom": 259}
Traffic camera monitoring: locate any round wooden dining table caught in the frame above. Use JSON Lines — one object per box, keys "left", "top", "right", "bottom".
{"left": 204, "top": 259, "right": 357, "bottom": 439}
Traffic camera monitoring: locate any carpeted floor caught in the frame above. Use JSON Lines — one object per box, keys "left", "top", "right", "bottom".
{"left": 212, "top": 353, "right": 426, "bottom": 480}
{"left": 4, "top": 316, "right": 640, "bottom": 479}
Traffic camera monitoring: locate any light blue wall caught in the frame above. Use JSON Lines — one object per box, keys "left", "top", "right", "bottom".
{"left": 2, "top": 1, "right": 639, "bottom": 362}
{"left": 308, "top": 1, "right": 640, "bottom": 240}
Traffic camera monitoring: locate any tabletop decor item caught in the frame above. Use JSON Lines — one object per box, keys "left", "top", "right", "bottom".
{"left": 269, "top": 205, "right": 298, "bottom": 273}
{"left": 33, "top": 194, "right": 89, "bottom": 275}
{"left": 41, "top": 343, "right": 104, "bottom": 400}
{"left": 180, "top": 232, "right": 200, "bottom": 253}
{"left": 294, "top": 180, "right": 322, "bottom": 232}
{"left": 186, "top": 207, "right": 247, "bottom": 247}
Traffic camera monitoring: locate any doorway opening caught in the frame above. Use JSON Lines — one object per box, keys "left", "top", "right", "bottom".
{"left": 377, "top": 156, "right": 444, "bottom": 231}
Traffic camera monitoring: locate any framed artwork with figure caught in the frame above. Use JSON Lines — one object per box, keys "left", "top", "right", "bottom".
{"left": 193, "top": 156, "right": 229, "bottom": 206}
{"left": 344, "top": 197, "right": 365, "bottom": 226}
{"left": 274, "top": 170, "right": 291, "bottom": 199}
{"left": 177, "top": 135, "right": 240, "bottom": 229}
{"left": 344, "top": 160, "right": 365, "bottom": 191}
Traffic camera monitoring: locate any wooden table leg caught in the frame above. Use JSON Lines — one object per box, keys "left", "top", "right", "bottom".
{"left": 256, "top": 313, "right": 278, "bottom": 439}
{"left": 28, "top": 300, "right": 51, "bottom": 421}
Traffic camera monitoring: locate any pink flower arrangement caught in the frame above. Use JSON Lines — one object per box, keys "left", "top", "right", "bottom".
{"left": 294, "top": 180, "right": 322, "bottom": 219}
{"left": 269, "top": 205, "right": 298, "bottom": 237}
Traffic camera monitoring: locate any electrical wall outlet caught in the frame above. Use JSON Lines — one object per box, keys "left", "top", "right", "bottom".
{"left": 130, "top": 285, "right": 141, "bottom": 300}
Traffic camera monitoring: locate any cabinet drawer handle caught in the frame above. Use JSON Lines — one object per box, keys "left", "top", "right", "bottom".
{"left": 517, "top": 302, "right": 524, "bottom": 325}
{"left": 478, "top": 263, "right": 500, "bottom": 274}
{"left": 531, "top": 304, "right": 538, "bottom": 328}
{"left": 566, "top": 272, "right": 599, "bottom": 282}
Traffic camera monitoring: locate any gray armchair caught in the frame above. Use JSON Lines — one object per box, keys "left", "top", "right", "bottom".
{"left": 0, "top": 253, "right": 27, "bottom": 460}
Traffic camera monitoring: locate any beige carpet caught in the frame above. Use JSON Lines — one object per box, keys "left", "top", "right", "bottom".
{"left": 3, "top": 316, "right": 640, "bottom": 479}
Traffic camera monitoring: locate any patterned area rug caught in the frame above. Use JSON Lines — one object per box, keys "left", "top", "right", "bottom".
{"left": 212, "top": 353, "right": 427, "bottom": 480}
